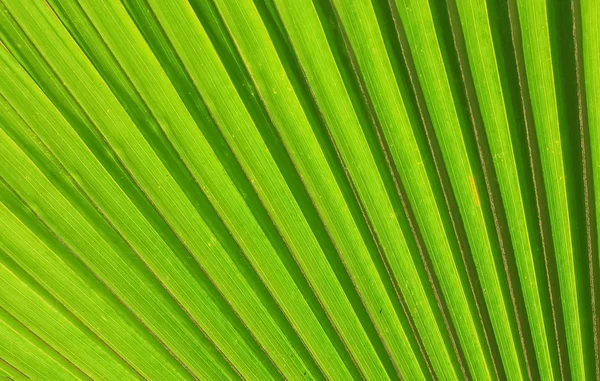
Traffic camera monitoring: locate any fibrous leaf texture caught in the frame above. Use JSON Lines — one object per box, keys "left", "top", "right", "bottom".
{"left": 0, "top": 0, "right": 598, "bottom": 380}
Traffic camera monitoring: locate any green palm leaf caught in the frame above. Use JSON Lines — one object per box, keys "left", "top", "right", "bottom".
{"left": 0, "top": 0, "right": 597, "bottom": 379}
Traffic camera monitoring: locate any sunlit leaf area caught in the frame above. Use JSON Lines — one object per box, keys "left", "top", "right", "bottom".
{"left": 0, "top": 0, "right": 599, "bottom": 379}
